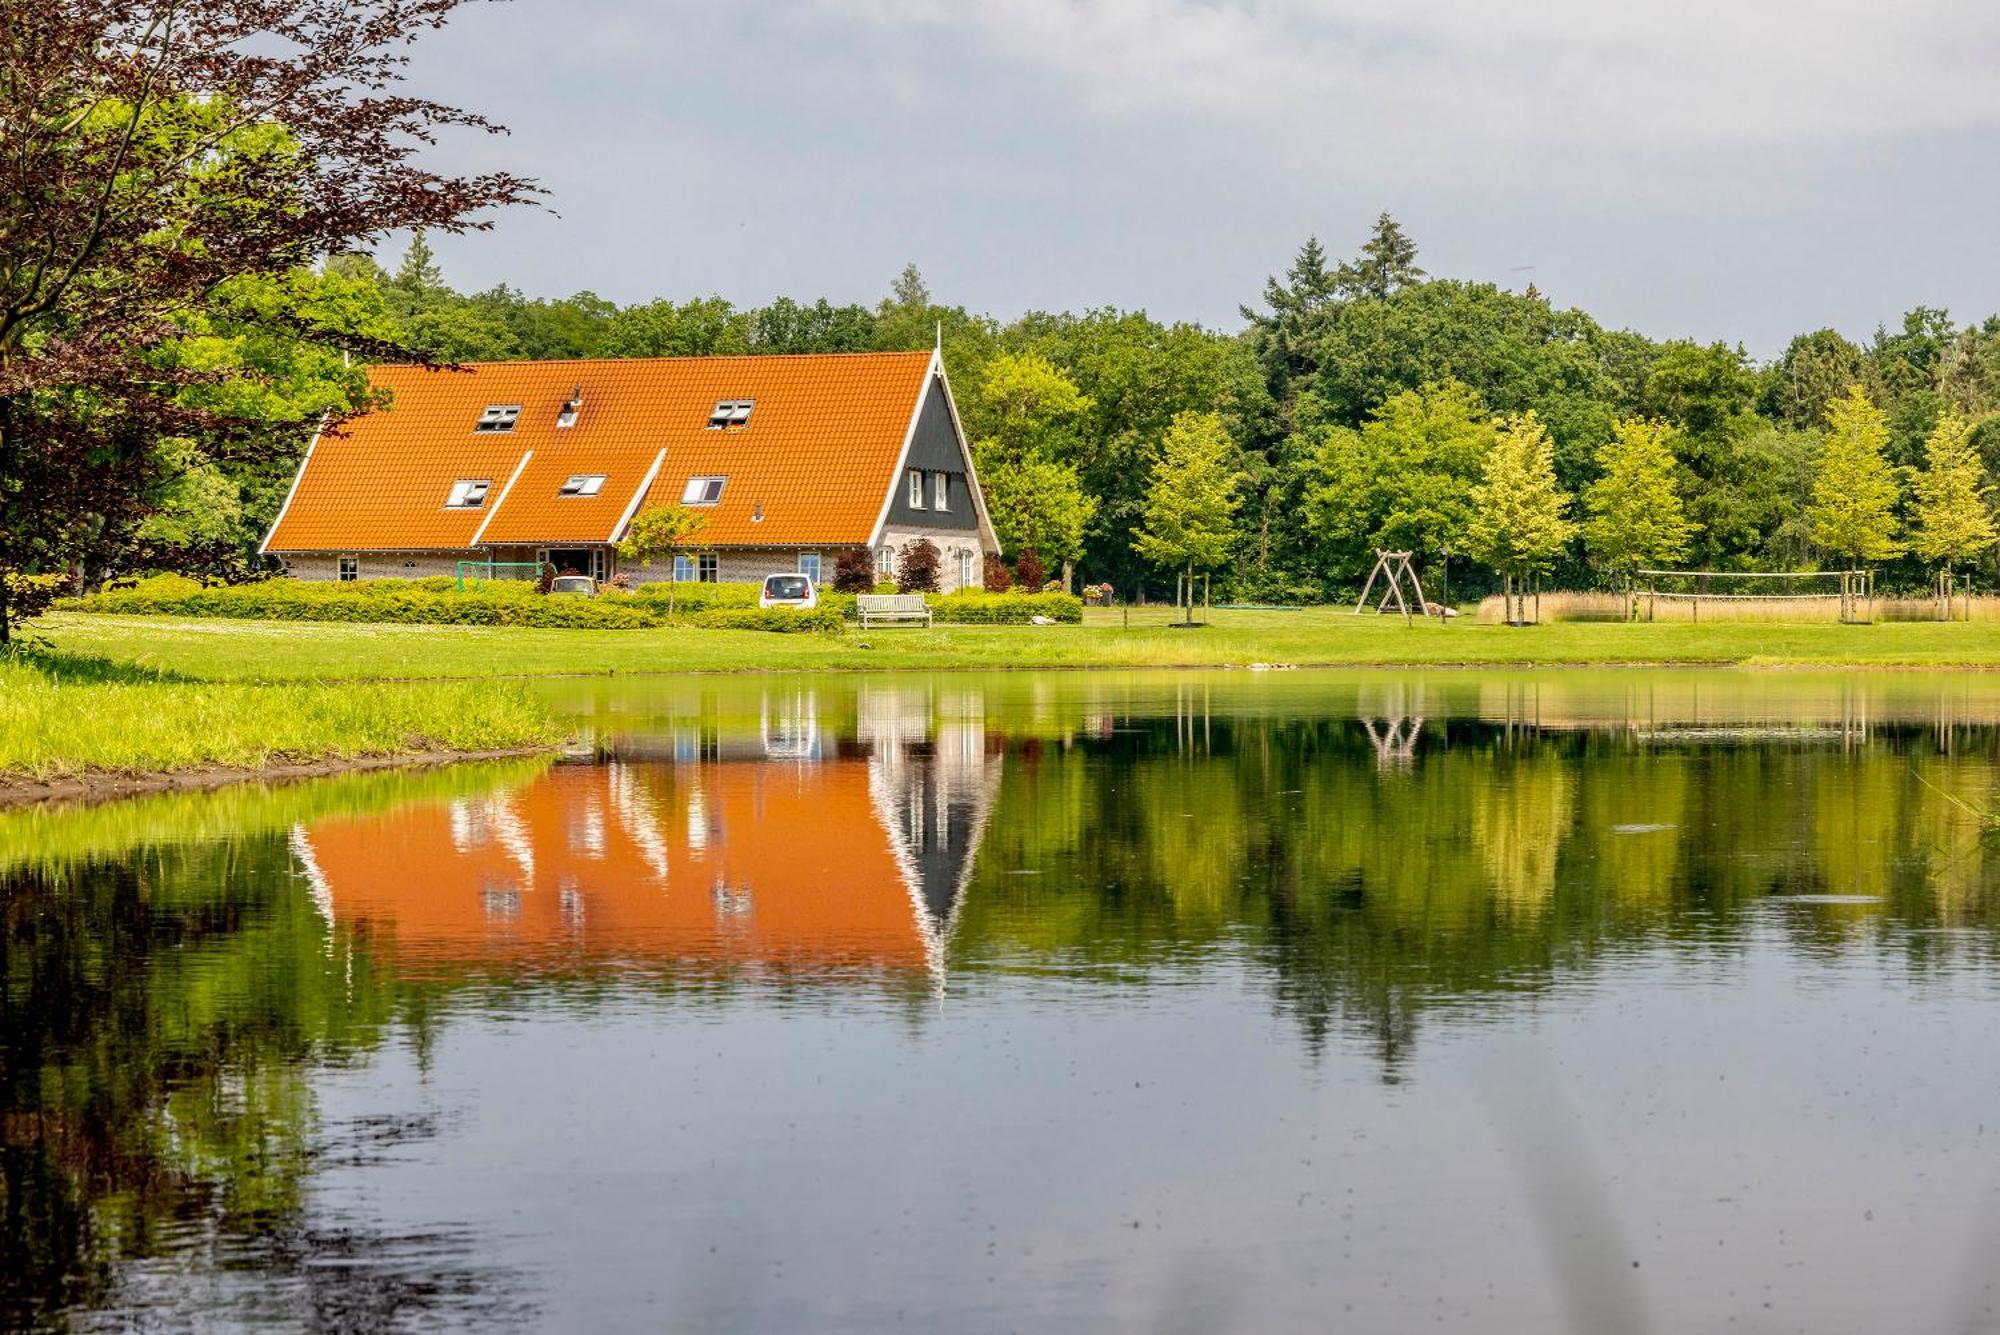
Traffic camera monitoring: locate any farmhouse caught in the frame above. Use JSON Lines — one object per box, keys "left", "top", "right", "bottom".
{"left": 262, "top": 349, "right": 1000, "bottom": 591}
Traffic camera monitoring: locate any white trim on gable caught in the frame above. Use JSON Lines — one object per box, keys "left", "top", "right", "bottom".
{"left": 928, "top": 355, "right": 1003, "bottom": 555}
{"left": 608, "top": 448, "right": 668, "bottom": 544}
{"left": 469, "top": 449, "right": 534, "bottom": 547}
{"left": 259, "top": 415, "right": 327, "bottom": 555}
{"left": 866, "top": 350, "right": 942, "bottom": 549}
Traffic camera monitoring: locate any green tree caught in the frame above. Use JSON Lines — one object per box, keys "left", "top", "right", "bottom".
{"left": 1301, "top": 381, "right": 1493, "bottom": 581}
{"left": 1768, "top": 328, "right": 1865, "bottom": 430}
{"left": 1133, "top": 412, "right": 1243, "bottom": 623}
{"left": 617, "top": 504, "right": 710, "bottom": 618}
{"left": 393, "top": 230, "right": 443, "bottom": 294}
{"left": 1582, "top": 419, "right": 1697, "bottom": 574}
{"left": 1908, "top": 409, "right": 1995, "bottom": 582}
{"left": 1808, "top": 386, "right": 1903, "bottom": 566}
{"left": 1337, "top": 212, "right": 1426, "bottom": 300}
{"left": 1463, "top": 412, "right": 1576, "bottom": 617}
{"left": 971, "top": 353, "right": 1098, "bottom": 572}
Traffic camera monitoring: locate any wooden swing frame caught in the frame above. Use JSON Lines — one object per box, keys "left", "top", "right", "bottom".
{"left": 1354, "top": 549, "right": 1445, "bottom": 625}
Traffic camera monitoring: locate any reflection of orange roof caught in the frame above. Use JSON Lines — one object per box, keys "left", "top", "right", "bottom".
{"left": 301, "top": 763, "right": 927, "bottom": 973}
{"left": 264, "top": 352, "right": 934, "bottom": 552}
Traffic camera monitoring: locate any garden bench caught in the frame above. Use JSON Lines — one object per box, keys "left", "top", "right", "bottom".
{"left": 856, "top": 593, "right": 933, "bottom": 628}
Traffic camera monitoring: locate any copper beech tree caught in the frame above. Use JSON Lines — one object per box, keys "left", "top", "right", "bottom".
{"left": 0, "top": 0, "right": 537, "bottom": 641}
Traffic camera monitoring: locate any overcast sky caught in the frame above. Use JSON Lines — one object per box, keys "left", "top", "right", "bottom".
{"left": 399, "top": 0, "right": 2000, "bottom": 357}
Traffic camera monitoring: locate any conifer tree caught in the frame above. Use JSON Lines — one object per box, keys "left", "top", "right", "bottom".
{"left": 1339, "top": 213, "right": 1426, "bottom": 299}
{"left": 1464, "top": 412, "right": 1576, "bottom": 620}
{"left": 1909, "top": 409, "right": 1996, "bottom": 581}
{"left": 1808, "top": 385, "right": 1904, "bottom": 567}
{"left": 1134, "top": 412, "right": 1243, "bottom": 624}
{"left": 1583, "top": 418, "right": 1697, "bottom": 573}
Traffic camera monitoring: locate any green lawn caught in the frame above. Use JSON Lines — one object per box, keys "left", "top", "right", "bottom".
{"left": 34, "top": 606, "right": 2000, "bottom": 681}
{"left": 0, "top": 652, "right": 562, "bottom": 784}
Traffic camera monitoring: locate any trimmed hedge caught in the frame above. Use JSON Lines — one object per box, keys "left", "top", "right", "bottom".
{"left": 927, "top": 591, "right": 1083, "bottom": 624}
{"left": 57, "top": 574, "right": 1078, "bottom": 632}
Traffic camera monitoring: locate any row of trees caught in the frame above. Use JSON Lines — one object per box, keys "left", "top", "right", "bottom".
{"left": 9, "top": 0, "right": 2000, "bottom": 635}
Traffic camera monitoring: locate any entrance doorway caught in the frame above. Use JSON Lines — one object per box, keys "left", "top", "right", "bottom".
{"left": 539, "top": 548, "right": 608, "bottom": 581}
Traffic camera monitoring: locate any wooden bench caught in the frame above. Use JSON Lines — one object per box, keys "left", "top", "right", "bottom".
{"left": 856, "top": 593, "right": 933, "bottom": 628}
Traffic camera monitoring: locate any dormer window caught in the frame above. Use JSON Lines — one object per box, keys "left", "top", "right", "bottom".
{"left": 681, "top": 475, "right": 726, "bottom": 505}
{"left": 445, "top": 478, "right": 492, "bottom": 508}
{"left": 707, "top": 400, "right": 754, "bottom": 429}
{"left": 559, "top": 474, "right": 606, "bottom": 497}
{"left": 474, "top": 404, "right": 521, "bottom": 433}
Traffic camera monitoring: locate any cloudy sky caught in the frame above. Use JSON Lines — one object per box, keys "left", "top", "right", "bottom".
{"left": 401, "top": 0, "right": 2000, "bottom": 356}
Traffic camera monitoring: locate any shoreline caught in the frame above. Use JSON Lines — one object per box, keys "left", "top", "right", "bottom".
{"left": 0, "top": 745, "right": 562, "bottom": 810}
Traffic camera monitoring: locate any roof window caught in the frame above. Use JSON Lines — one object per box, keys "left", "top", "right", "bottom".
{"left": 707, "top": 400, "right": 754, "bottom": 429}
{"left": 681, "top": 475, "right": 727, "bottom": 506}
{"left": 556, "top": 386, "right": 583, "bottom": 429}
{"left": 445, "top": 478, "right": 492, "bottom": 509}
{"left": 474, "top": 404, "right": 521, "bottom": 433}
{"left": 559, "top": 474, "right": 606, "bottom": 497}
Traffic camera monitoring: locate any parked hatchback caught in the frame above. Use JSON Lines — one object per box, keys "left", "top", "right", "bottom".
{"left": 548, "top": 574, "right": 598, "bottom": 597}
{"left": 759, "top": 573, "right": 818, "bottom": 609}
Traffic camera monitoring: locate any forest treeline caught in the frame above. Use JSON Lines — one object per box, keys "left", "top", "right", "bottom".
{"left": 178, "top": 217, "right": 2000, "bottom": 598}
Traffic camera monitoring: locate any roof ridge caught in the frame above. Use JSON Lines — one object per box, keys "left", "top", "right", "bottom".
{"left": 373, "top": 350, "right": 935, "bottom": 372}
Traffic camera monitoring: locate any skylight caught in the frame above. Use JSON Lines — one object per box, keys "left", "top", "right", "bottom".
{"left": 556, "top": 386, "right": 584, "bottom": 429}
{"left": 681, "top": 476, "right": 726, "bottom": 505}
{"left": 707, "top": 400, "right": 754, "bottom": 429}
{"left": 475, "top": 404, "right": 521, "bottom": 433}
{"left": 445, "top": 479, "right": 492, "bottom": 508}
{"left": 559, "top": 474, "right": 607, "bottom": 497}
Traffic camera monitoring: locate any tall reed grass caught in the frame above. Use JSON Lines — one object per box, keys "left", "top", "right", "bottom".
{"left": 1476, "top": 592, "right": 2000, "bottom": 624}
{"left": 0, "top": 653, "right": 562, "bottom": 782}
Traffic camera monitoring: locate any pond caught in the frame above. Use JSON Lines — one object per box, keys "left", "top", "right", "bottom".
{"left": 9, "top": 669, "right": 2000, "bottom": 1331}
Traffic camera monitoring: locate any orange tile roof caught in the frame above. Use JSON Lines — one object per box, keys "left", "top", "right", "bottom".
{"left": 264, "top": 351, "right": 939, "bottom": 553}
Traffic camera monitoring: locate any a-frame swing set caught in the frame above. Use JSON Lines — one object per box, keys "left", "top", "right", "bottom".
{"left": 1353, "top": 549, "right": 1447, "bottom": 625}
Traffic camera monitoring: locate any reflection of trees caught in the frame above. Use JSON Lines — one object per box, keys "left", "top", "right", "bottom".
{"left": 951, "top": 718, "right": 2000, "bottom": 1077}
{"left": 0, "top": 832, "right": 523, "bottom": 1327}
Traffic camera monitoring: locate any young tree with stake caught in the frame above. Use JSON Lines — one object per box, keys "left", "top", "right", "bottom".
{"left": 617, "top": 504, "right": 710, "bottom": 619}
{"left": 1909, "top": 409, "right": 1996, "bottom": 614}
{"left": 1133, "top": 411, "right": 1243, "bottom": 625}
{"left": 1808, "top": 386, "right": 1904, "bottom": 570}
{"left": 1583, "top": 418, "right": 1698, "bottom": 606}
{"left": 1464, "top": 412, "right": 1576, "bottom": 623}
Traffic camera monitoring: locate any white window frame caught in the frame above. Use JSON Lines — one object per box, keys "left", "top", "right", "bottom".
{"left": 474, "top": 404, "right": 521, "bottom": 433}
{"left": 681, "top": 476, "right": 727, "bottom": 506}
{"left": 934, "top": 472, "right": 950, "bottom": 511}
{"left": 908, "top": 468, "right": 925, "bottom": 509}
{"left": 876, "top": 546, "right": 894, "bottom": 576}
{"left": 673, "top": 554, "right": 696, "bottom": 582}
{"left": 445, "top": 478, "right": 492, "bottom": 509}
{"left": 798, "top": 552, "right": 822, "bottom": 585}
{"left": 957, "top": 549, "right": 975, "bottom": 589}
{"left": 559, "top": 474, "right": 607, "bottom": 497}
{"left": 707, "top": 400, "right": 754, "bottom": 429}
{"left": 337, "top": 555, "right": 359, "bottom": 582}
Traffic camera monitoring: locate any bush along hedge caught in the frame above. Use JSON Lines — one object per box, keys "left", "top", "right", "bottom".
{"left": 687, "top": 605, "right": 846, "bottom": 634}
{"left": 925, "top": 591, "right": 1083, "bottom": 624}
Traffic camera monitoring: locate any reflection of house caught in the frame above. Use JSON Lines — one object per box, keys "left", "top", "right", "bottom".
{"left": 294, "top": 713, "right": 1001, "bottom": 983}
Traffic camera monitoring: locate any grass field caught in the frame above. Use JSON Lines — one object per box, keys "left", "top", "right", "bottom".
{"left": 1, "top": 651, "right": 562, "bottom": 783}
{"left": 34, "top": 606, "right": 2000, "bottom": 681}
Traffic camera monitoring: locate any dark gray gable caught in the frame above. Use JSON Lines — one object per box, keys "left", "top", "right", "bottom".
{"left": 885, "top": 375, "right": 978, "bottom": 531}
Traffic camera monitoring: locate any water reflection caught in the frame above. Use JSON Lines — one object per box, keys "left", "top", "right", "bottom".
{"left": 10, "top": 670, "right": 2000, "bottom": 1330}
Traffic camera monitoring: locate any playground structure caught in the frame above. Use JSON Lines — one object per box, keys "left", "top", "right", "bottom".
{"left": 1354, "top": 550, "right": 1453, "bottom": 625}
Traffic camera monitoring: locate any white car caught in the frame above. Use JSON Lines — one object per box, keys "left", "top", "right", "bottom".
{"left": 758, "top": 573, "right": 818, "bottom": 609}
{"left": 548, "top": 573, "right": 598, "bottom": 597}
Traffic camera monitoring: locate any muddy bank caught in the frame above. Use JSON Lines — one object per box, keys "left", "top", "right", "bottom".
{"left": 0, "top": 745, "right": 568, "bottom": 809}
